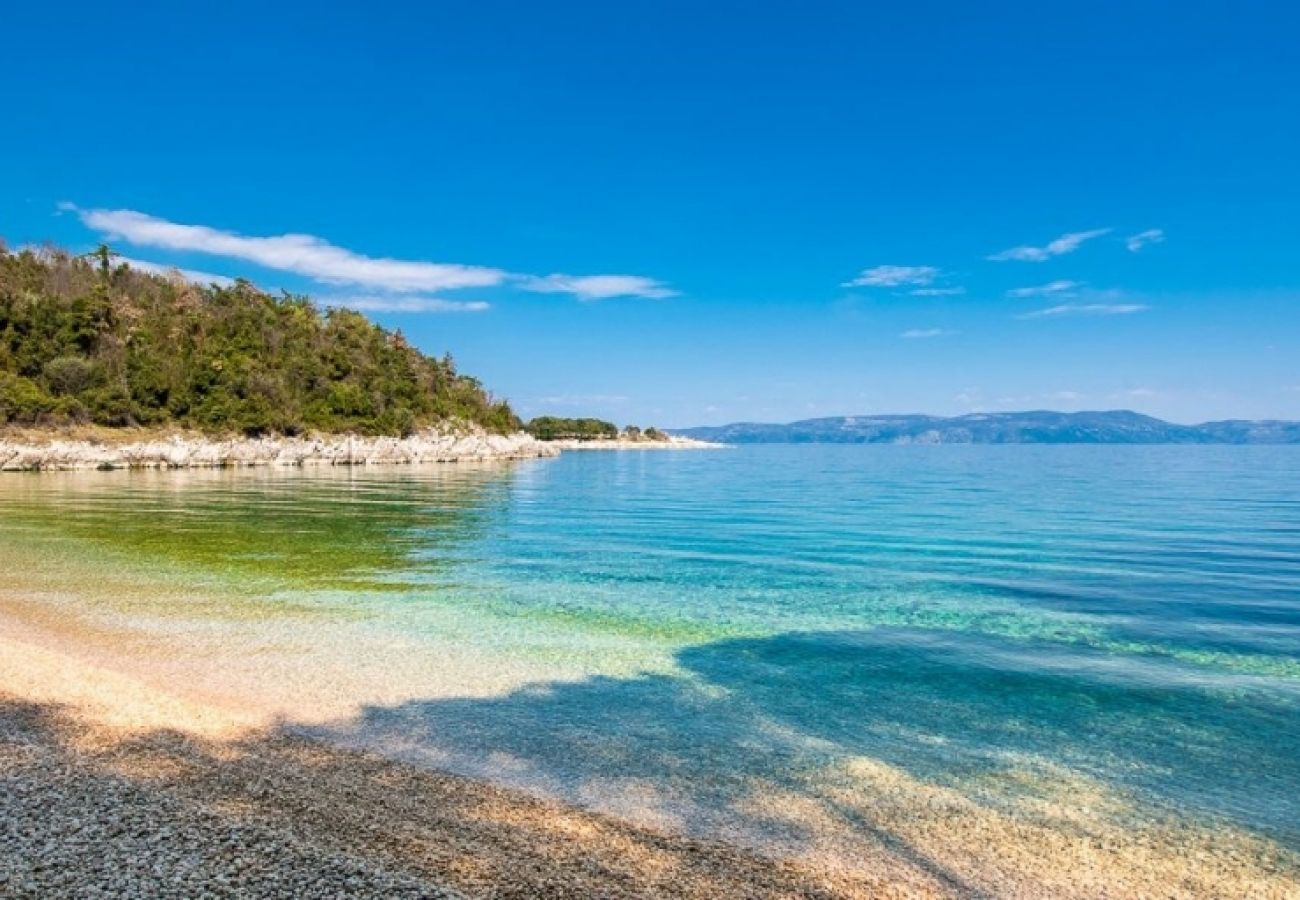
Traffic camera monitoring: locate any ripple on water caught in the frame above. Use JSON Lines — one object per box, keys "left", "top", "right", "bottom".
{"left": 3, "top": 445, "right": 1299, "bottom": 891}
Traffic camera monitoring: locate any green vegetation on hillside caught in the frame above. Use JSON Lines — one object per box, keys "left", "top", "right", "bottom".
{"left": 623, "top": 425, "right": 669, "bottom": 442}
{"left": 0, "top": 245, "right": 519, "bottom": 435}
{"left": 525, "top": 416, "right": 619, "bottom": 441}
{"left": 525, "top": 417, "right": 670, "bottom": 442}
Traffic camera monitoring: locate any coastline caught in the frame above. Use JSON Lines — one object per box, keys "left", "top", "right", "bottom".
{"left": 0, "top": 426, "right": 557, "bottom": 472}
{"left": 2, "top": 592, "right": 1295, "bottom": 898}
{"left": 0, "top": 428, "right": 723, "bottom": 472}
{"left": 0, "top": 624, "right": 911, "bottom": 899}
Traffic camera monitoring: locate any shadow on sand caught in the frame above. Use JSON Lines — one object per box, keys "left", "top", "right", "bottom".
{"left": 310, "top": 627, "right": 1300, "bottom": 854}
{"left": 4, "top": 627, "right": 1298, "bottom": 897}
{"left": 0, "top": 696, "right": 883, "bottom": 899}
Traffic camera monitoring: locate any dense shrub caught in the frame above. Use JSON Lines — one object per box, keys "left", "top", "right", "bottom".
{"left": 0, "top": 373, "right": 55, "bottom": 424}
{"left": 0, "top": 247, "right": 521, "bottom": 435}
{"left": 525, "top": 416, "right": 619, "bottom": 441}
{"left": 43, "top": 355, "right": 97, "bottom": 396}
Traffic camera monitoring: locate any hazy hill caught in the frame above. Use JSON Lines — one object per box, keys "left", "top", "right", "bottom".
{"left": 674, "top": 411, "right": 1300, "bottom": 444}
{"left": 0, "top": 246, "right": 518, "bottom": 436}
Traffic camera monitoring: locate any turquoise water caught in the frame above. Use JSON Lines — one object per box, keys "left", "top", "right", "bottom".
{"left": 416, "top": 446, "right": 1300, "bottom": 842}
{"left": 4, "top": 445, "right": 1299, "bottom": 883}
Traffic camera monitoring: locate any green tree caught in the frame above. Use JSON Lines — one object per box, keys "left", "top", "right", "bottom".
{"left": 43, "top": 356, "right": 97, "bottom": 396}
{"left": 524, "top": 416, "right": 619, "bottom": 441}
{"left": 0, "top": 246, "right": 522, "bottom": 436}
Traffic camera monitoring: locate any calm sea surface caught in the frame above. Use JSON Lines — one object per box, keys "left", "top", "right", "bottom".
{"left": 3, "top": 445, "right": 1298, "bottom": 882}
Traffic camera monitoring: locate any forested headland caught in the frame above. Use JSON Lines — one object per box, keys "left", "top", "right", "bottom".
{"left": 0, "top": 245, "right": 519, "bottom": 436}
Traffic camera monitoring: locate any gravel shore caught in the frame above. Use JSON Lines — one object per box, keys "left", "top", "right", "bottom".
{"left": 0, "top": 693, "right": 917, "bottom": 899}
{"left": 0, "top": 625, "right": 918, "bottom": 900}
{"left": 3, "top": 627, "right": 1296, "bottom": 898}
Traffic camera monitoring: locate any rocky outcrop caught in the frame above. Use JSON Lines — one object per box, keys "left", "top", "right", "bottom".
{"left": 0, "top": 428, "right": 559, "bottom": 472}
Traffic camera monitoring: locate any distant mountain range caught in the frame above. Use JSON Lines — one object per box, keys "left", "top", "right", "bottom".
{"left": 673, "top": 411, "right": 1300, "bottom": 444}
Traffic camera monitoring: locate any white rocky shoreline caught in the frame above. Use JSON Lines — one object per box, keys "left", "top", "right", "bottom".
{"left": 0, "top": 428, "right": 556, "bottom": 472}
{"left": 0, "top": 428, "right": 722, "bottom": 472}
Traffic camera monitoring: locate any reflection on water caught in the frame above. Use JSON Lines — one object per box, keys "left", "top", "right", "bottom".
{"left": 0, "top": 464, "right": 511, "bottom": 593}
{"left": 3, "top": 446, "right": 1299, "bottom": 891}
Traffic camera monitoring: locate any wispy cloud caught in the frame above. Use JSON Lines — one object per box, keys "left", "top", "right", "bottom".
{"left": 900, "top": 328, "right": 957, "bottom": 339}
{"left": 1126, "top": 228, "right": 1165, "bottom": 252}
{"left": 68, "top": 204, "right": 676, "bottom": 303}
{"left": 537, "top": 393, "right": 631, "bottom": 406}
{"left": 842, "top": 265, "right": 940, "bottom": 288}
{"left": 909, "top": 287, "right": 965, "bottom": 297}
{"left": 117, "top": 256, "right": 235, "bottom": 287}
{"left": 72, "top": 205, "right": 507, "bottom": 292}
{"left": 1006, "top": 279, "right": 1082, "bottom": 298}
{"left": 1018, "top": 303, "right": 1148, "bottom": 319}
{"left": 517, "top": 273, "right": 676, "bottom": 300}
{"left": 324, "top": 296, "right": 490, "bottom": 313}
{"left": 988, "top": 228, "right": 1111, "bottom": 262}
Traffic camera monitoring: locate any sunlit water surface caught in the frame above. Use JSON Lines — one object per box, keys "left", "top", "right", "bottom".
{"left": 3, "top": 445, "right": 1298, "bottom": 890}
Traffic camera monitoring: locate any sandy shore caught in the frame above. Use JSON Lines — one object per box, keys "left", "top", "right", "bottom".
{"left": 0, "top": 631, "right": 921, "bottom": 899}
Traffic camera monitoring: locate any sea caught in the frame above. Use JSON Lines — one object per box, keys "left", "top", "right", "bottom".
{"left": 3, "top": 444, "right": 1297, "bottom": 891}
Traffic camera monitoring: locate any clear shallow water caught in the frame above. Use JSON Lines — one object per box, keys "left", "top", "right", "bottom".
{"left": 3, "top": 446, "right": 1299, "bottom": 884}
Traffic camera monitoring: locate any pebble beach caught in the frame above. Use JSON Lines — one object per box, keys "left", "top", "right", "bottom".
{"left": 0, "top": 634, "right": 908, "bottom": 899}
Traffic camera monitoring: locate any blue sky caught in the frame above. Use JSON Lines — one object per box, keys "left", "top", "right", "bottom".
{"left": 3, "top": 1, "right": 1297, "bottom": 426}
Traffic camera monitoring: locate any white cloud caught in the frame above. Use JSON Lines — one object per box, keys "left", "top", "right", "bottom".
{"left": 118, "top": 256, "right": 235, "bottom": 287}
{"left": 900, "top": 328, "right": 957, "bottom": 339}
{"left": 1052, "top": 390, "right": 1085, "bottom": 401}
{"left": 1126, "top": 228, "right": 1165, "bottom": 252}
{"left": 517, "top": 273, "right": 676, "bottom": 300}
{"left": 69, "top": 204, "right": 677, "bottom": 303}
{"left": 325, "top": 295, "right": 490, "bottom": 313}
{"left": 842, "top": 265, "right": 940, "bottom": 288}
{"left": 909, "top": 287, "right": 965, "bottom": 297}
{"left": 1018, "top": 303, "right": 1148, "bottom": 319}
{"left": 73, "top": 206, "right": 507, "bottom": 292}
{"left": 988, "top": 228, "right": 1111, "bottom": 262}
{"left": 1006, "top": 279, "right": 1082, "bottom": 298}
